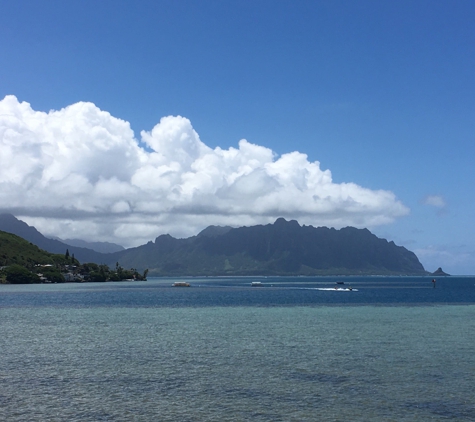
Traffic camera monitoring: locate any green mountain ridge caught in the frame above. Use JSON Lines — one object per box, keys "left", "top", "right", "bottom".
{"left": 0, "top": 215, "right": 428, "bottom": 277}
{"left": 0, "top": 213, "right": 108, "bottom": 263}
{"left": 0, "top": 230, "right": 64, "bottom": 268}
{"left": 106, "top": 218, "right": 427, "bottom": 276}
{"left": 0, "top": 230, "right": 72, "bottom": 283}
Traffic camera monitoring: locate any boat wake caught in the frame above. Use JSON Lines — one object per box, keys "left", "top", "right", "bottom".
{"left": 312, "top": 287, "right": 358, "bottom": 292}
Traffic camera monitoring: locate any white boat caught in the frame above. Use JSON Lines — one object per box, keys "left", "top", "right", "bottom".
{"left": 172, "top": 281, "right": 190, "bottom": 287}
{"left": 251, "top": 281, "right": 263, "bottom": 287}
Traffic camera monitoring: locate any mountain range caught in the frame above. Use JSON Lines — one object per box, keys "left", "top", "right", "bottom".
{"left": 0, "top": 214, "right": 106, "bottom": 263}
{"left": 0, "top": 214, "right": 427, "bottom": 276}
{"left": 50, "top": 237, "right": 125, "bottom": 254}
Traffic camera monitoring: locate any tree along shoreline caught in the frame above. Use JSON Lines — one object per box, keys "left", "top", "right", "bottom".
{"left": 1, "top": 260, "right": 148, "bottom": 284}
{"left": 0, "top": 245, "right": 148, "bottom": 285}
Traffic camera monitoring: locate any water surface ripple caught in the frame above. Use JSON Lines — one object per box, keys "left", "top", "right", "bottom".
{"left": 1, "top": 277, "right": 474, "bottom": 421}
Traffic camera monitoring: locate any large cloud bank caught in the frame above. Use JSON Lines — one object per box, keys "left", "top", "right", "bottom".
{"left": 0, "top": 95, "right": 408, "bottom": 246}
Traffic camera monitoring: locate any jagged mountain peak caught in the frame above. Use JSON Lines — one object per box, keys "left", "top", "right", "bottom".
{"left": 197, "top": 225, "right": 233, "bottom": 238}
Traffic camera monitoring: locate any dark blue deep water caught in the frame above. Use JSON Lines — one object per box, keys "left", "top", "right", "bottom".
{"left": 0, "top": 277, "right": 475, "bottom": 307}
{"left": 1, "top": 276, "right": 474, "bottom": 308}
{"left": 1, "top": 276, "right": 475, "bottom": 421}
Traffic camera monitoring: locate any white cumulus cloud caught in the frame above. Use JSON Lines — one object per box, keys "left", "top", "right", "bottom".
{"left": 0, "top": 95, "right": 409, "bottom": 246}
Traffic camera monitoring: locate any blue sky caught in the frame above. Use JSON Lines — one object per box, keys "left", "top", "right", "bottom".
{"left": 1, "top": 0, "right": 474, "bottom": 274}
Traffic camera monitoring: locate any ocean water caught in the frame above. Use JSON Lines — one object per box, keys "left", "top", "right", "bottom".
{"left": 1, "top": 276, "right": 474, "bottom": 421}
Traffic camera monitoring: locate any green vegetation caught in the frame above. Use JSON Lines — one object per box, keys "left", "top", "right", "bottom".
{"left": 0, "top": 230, "right": 148, "bottom": 284}
{"left": 0, "top": 230, "right": 60, "bottom": 268}
{"left": 39, "top": 265, "right": 65, "bottom": 283}
{"left": 5, "top": 264, "right": 40, "bottom": 284}
{"left": 75, "top": 262, "right": 147, "bottom": 282}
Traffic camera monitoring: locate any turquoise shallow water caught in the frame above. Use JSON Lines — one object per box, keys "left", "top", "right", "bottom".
{"left": 1, "top": 277, "right": 475, "bottom": 421}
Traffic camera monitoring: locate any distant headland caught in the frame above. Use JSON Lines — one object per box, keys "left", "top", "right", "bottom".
{"left": 431, "top": 267, "right": 450, "bottom": 276}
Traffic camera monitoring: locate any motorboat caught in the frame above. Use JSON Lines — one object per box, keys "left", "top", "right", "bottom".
{"left": 172, "top": 281, "right": 190, "bottom": 287}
